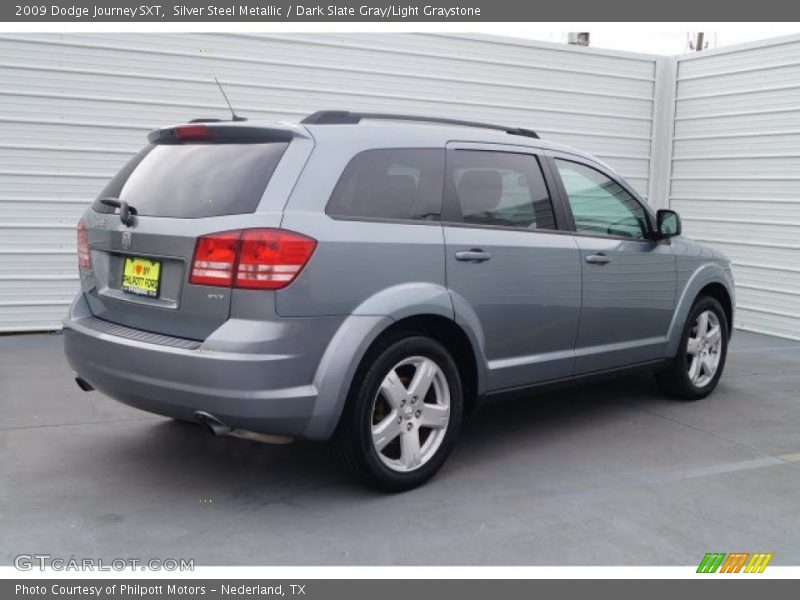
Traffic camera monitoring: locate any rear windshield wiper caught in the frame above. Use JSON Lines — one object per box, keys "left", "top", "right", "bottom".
{"left": 100, "top": 197, "right": 138, "bottom": 227}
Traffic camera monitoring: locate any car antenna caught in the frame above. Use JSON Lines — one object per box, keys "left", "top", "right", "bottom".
{"left": 214, "top": 76, "right": 247, "bottom": 122}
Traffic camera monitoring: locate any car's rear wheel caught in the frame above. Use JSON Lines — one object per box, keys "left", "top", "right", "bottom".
{"left": 655, "top": 295, "right": 729, "bottom": 400}
{"left": 332, "top": 334, "right": 463, "bottom": 491}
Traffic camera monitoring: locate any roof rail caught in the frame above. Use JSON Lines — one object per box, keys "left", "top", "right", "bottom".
{"left": 301, "top": 110, "right": 539, "bottom": 139}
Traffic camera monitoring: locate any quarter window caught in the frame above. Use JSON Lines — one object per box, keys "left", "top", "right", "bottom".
{"left": 326, "top": 149, "right": 444, "bottom": 221}
{"left": 445, "top": 150, "right": 556, "bottom": 230}
{"left": 554, "top": 159, "right": 649, "bottom": 239}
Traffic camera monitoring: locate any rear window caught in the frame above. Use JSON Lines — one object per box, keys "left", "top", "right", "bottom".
{"left": 94, "top": 142, "right": 288, "bottom": 218}
{"left": 326, "top": 148, "right": 444, "bottom": 221}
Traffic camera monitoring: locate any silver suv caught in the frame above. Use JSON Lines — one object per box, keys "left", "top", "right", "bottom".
{"left": 64, "top": 111, "right": 735, "bottom": 491}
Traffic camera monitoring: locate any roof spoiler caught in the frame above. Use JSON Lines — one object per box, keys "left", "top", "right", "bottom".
{"left": 147, "top": 123, "right": 298, "bottom": 144}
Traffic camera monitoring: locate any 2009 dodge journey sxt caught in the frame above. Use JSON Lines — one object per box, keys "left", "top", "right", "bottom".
{"left": 64, "top": 110, "right": 735, "bottom": 490}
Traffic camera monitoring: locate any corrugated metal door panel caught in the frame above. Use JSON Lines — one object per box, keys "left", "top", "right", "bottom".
{"left": 673, "top": 133, "right": 800, "bottom": 156}
{"left": 682, "top": 221, "right": 800, "bottom": 247}
{"left": 0, "top": 147, "right": 131, "bottom": 173}
{"left": 671, "top": 178, "right": 800, "bottom": 199}
{"left": 0, "top": 34, "right": 656, "bottom": 98}
{"left": 734, "top": 265, "right": 800, "bottom": 296}
{"left": 671, "top": 36, "right": 800, "bottom": 341}
{"left": 1, "top": 173, "right": 109, "bottom": 198}
{"left": 0, "top": 279, "right": 77, "bottom": 303}
{"left": 0, "top": 86, "right": 653, "bottom": 142}
{"left": 736, "top": 309, "right": 800, "bottom": 341}
{"left": 0, "top": 200, "right": 89, "bottom": 223}
{"left": 676, "top": 87, "right": 800, "bottom": 117}
{"left": 672, "top": 199, "right": 800, "bottom": 221}
{"left": 0, "top": 120, "right": 149, "bottom": 150}
{"left": 672, "top": 156, "right": 800, "bottom": 177}
{"left": 0, "top": 306, "right": 73, "bottom": 332}
{"left": 0, "top": 32, "right": 657, "bottom": 331}
{"left": 0, "top": 255, "right": 77, "bottom": 277}
{"left": 318, "top": 33, "right": 658, "bottom": 78}
{"left": 0, "top": 228, "right": 77, "bottom": 252}
{"left": 700, "top": 241, "right": 799, "bottom": 272}
{"left": 677, "top": 38, "right": 800, "bottom": 76}
{"left": 674, "top": 111, "right": 800, "bottom": 137}
{"left": 676, "top": 65, "right": 800, "bottom": 96}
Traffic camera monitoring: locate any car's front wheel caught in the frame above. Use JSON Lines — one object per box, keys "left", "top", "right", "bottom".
{"left": 656, "top": 295, "right": 729, "bottom": 400}
{"left": 332, "top": 334, "right": 463, "bottom": 491}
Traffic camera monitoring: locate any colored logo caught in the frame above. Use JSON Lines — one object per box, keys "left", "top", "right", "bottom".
{"left": 697, "top": 552, "right": 773, "bottom": 573}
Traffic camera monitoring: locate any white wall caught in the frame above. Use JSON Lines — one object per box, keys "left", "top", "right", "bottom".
{"left": 669, "top": 35, "right": 800, "bottom": 340}
{"left": 0, "top": 32, "right": 659, "bottom": 332}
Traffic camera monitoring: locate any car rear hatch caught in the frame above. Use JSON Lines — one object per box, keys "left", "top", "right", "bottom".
{"left": 77, "top": 122, "right": 311, "bottom": 340}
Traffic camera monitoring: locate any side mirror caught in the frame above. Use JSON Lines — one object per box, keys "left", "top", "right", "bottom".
{"left": 657, "top": 209, "right": 681, "bottom": 238}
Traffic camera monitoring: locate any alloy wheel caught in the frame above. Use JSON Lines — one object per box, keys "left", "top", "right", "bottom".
{"left": 686, "top": 309, "right": 723, "bottom": 388}
{"left": 370, "top": 356, "right": 451, "bottom": 473}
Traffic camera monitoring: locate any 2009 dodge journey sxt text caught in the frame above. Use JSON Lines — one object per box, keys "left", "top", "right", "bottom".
{"left": 64, "top": 111, "right": 735, "bottom": 490}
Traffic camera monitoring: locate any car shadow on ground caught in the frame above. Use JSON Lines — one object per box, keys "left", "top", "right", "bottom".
{"left": 100, "top": 372, "right": 668, "bottom": 499}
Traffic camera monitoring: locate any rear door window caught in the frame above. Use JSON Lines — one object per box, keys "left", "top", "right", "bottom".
{"left": 95, "top": 142, "right": 288, "bottom": 218}
{"left": 444, "top": 150, "right": 557, "bottom": 230}
{"left": 326, "top": 148, "right": 445, "bottom": 221}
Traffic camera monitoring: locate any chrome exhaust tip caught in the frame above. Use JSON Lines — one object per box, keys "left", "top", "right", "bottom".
{"left": 193, "top": 411, "right": 293, "bottom": 445}
{"left": 194, "top": 410, "right": 232, "bottom": 436}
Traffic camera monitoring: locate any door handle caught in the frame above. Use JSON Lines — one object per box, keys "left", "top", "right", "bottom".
{"left": 585, "top": 253, "right": 611, "bottom": 265}
{"left": 455, "top": 249, "right": 492, "bottom": 263}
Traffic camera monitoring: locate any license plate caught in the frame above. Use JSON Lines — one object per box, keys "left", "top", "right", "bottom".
{"left": 121, "top": 257, "right": 162, "bottom": 298}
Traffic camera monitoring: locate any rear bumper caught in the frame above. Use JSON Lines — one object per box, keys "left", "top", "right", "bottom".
{"left": 63, "top": 294, "right": 354, "bottom": 439}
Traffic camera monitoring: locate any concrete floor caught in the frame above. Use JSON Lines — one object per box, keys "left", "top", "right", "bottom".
{"left": 1, "top": 330, "right": 799, "bottom": 566}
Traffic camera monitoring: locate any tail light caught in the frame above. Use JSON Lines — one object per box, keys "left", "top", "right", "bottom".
{"left": 190, "top": 229, "right": 316, "bottom": 290}
{"left": 236, "top": 229, "right": 317, "bottom": 289}
{"left": 189, "top": 231, "right": 240, "bottom": 287}
{"left": 77, "top": 218, "right": 91, "bottom": 269}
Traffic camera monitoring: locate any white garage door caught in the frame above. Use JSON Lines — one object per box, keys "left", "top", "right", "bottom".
{"left": 670, "top": 35, "right": 800, "bottom": 340}
{"left": 0, "top": 33, "right": 658, "bottom": 332}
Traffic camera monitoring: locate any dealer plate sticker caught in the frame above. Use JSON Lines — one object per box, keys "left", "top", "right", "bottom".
{"left": 121, "top": 257, "right": 161, "bottom": 298}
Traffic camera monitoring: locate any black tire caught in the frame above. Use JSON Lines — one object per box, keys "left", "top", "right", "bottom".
{"left": 655, "top": 295, "right": 729, "bottom": 400}
{"left": 331, "top": 334, "right": 463, "bottom": 492}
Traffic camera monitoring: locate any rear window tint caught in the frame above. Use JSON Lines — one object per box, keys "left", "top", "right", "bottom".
{"left": 444, "top": 150, "right": 556, "bottom": 230}
{"left": 94, "top": 142, "right": 288, "bottom": 218}
{"left": 326, "top": 148, "right": 444, "bottom": 221}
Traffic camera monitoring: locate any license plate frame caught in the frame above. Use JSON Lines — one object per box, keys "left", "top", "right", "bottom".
{"left": 121, "top": 256, "right": 162, "bottom": 298}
